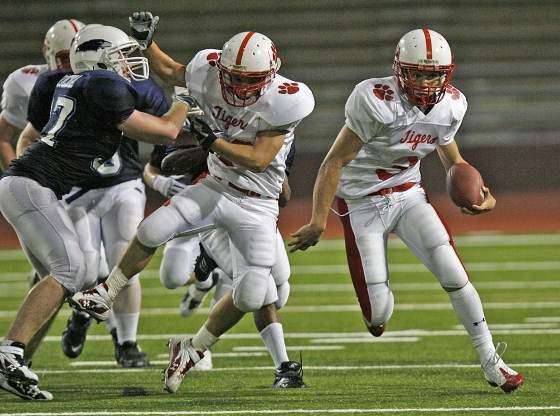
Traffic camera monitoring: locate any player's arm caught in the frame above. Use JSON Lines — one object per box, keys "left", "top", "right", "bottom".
{"left": 118, "top": 102, "right": 189, "bottom": 145}
{"left": 16, "top": 122, "right": 40, "bottom": 157}
{"left": 0, "top": 116, "right": 17, "bottom": 169}
{"left": 211, "top": 131, "right": 285, "bottom": 173}
{"left": 288, "top": 125, "right": 363, "bottom": 252}
{"left": 144, "top": 42, "right": 186, "bottom": 87}
{"left": 436, "top": 140, "right": 495, "bottom": 215}
{"left": 279, "top": 178, "right": 291, "bottom": 208}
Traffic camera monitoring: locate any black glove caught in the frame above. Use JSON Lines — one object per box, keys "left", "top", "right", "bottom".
{"left": 189, "top": 115, "right": 219, "bottom": 152}
{"left": 129, "top": 11, "right": 159, "bottom": 50}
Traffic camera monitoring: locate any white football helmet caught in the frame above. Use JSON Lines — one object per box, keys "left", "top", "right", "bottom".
{"left": 43, "top": 19, "right": 85, "bottom": 70}
{"left": 217, "top": 31, "right": 281, "bottom": 107}
{"left": 70, "top": 25, "right": 149, "bottom": 81}
{"left": 393, "top": 28, "right": 455, "bottom": 106}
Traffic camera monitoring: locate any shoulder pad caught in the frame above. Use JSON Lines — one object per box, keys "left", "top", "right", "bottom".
{"left": 256, "top": 75, "right": 315, "bottom": 127}
{"left": 444, "top": 84, "right": 468, "bottom": 121}
{"left": 347, "top": 77, "right": 397, "bottom": 125}
{"left": 7, "top": 65, "right": 48, "bottom": 96}
{"left": 186, "top": 49, "right": 220, "bottom": 87}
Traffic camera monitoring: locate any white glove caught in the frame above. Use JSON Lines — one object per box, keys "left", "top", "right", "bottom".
{"left": 152, "top": 175, "right": 186, "bottom": 198}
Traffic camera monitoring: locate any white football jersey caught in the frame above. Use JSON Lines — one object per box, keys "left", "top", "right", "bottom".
{"left": 1, "top": 64, "right": 48, "bottom": 129}
{"left": 185, "top": 49, "right": 314, "bottom": 199}
{"left": 337, "top": 76, "right": 467, "bottom": 199}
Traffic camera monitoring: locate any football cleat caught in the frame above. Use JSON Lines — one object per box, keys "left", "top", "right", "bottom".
{"left": 61, "top": 310, "right": 93, "bottom": 358}
{"left": 366, "top": 323, "right": 386, "bottom": 337}
{"left": 482, "top": 342, "right": 524, "bottom": 393}
{"left": 194, "top": 350, "right": 212, "bottom": 371}
{"left": 0, "top": 373, "right": 53, "bottom": 400}
{"left": 110, "top": 328, "right": 150, "bottom": 368}
{"left": 272, "top": 361, "right": 306, "bottom": 388}
{"left": 68, "top": 283, "right": 112, "bottom": 322}
{"left": 193, "top": 243, "right": 218, "bottom": 282}
{"left": 164, "top": 338, "right": 204, "bottom": 393}
{"left": 180, "top": 271, "right": 219, "bottom": 317}
{"left": 0, "top": 345, "right": 38, "bottom": 386}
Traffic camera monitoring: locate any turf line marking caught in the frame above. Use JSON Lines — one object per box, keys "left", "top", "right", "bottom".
{"left": 310, "top": 337, "right": 419, "bottom": 344}
{"left": 35, "top": 362, "right": 560, "bottom": 375}
{"left": 4, "top": 406, "right": 560, "bottom": 415}
{"left": 233, "top": 345, "right": 346, "bottom": 351}
{"left": 525, "top": 316, "right": 560, "bottom": 323}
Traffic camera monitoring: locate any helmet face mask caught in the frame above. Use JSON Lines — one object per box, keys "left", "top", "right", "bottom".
{"left": 393, "top": 28, "right": 455, "bottom": 107}
{"left": 217, "top": 31, "right": 280, "bottom": 107}
{"left": 70, "top": 25, "right": 149, "bottom": 81}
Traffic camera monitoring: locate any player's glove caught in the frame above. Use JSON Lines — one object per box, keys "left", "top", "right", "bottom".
{"left": 189, "top": 115, "right": 220, "bottom": 152}
{"left": 129, "top": 11, "right": 159, "bottom": 50}
{"left": 161, "top": 145, "right": 208, "bottom": 176}
{"left": 152, "top": 175, "right": 186, "bottom": 198}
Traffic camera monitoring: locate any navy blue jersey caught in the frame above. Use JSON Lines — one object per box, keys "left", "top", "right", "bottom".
{"left": 285, "top": 140, "right": 296, "bottom": 176}
{"left": 24, "top": 70, "right": 169, "bottom": 192}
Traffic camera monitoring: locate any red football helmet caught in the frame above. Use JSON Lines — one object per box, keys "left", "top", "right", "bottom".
{"left": 393, "top": 28, "right": 455, "bottom": 107}
{"left": 217, "top": 31, "right": 281, "bottom": 107}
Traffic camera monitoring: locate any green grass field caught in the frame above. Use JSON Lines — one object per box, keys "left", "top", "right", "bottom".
{"left": 1, "top": 234, "right": 560, "bottom": 415}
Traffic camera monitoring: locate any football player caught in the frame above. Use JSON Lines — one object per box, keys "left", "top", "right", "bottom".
{"left": 17, "top": 40, "right": 172, "bottom": 367}
{"left": 289, "top": 28, "right": 524, "bottom": 393}
{"left": 0, "top": 24, "right": 192, "bottom": 400}
{"left": 0, "top": 18, "right": 84, "bottom": 401}
{"left": 71, "top": 13, "right": 314, "bottom": 393}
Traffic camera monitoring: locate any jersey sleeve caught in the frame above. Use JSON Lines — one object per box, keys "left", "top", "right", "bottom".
{"left": 85, "top": 76, "right": 137, "bottom": 126}
{"left": 27, "top": 74, "right": 55, "bottom": 131}
{"left": 133, "top": 78, "right": 170, "bottom": 117}
{"left": 344, "top": 83, "right": 384, "bottom": 143}
{"left": 285, "top": 140, "right": 296, "bottom": 176}
{"left": 438, "top": 88, "right": 468, "bottom": 145}
{"left": 0, "top": 74, "right": 28, "bottom": 129}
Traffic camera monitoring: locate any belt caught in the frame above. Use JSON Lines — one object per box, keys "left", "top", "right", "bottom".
{"left": 367, "top": 182, "right": 416, "bottom": 197}
{"left": 212, "top": 175, "right": 277, "bottom": 200}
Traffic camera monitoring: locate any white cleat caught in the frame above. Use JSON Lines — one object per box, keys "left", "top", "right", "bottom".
{"left": 0, "top": 346, "right": 38, "bottom": 386}
{"left": 194, "top": 350, "right": 212, "bottom": 371}
{"left": 68, "top": 283, "right": 112, "bottom": 322}
{"left": 0, "top": 373, "right": 53, "bottom": 400}
{"left": 164, "top": 338, "right": 204, "bottom": 393}
{"left": 482, "top": 342, "right": 524, "bottom": 393}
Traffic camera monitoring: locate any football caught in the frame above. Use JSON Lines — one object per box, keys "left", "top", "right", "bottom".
{"left": 446, "top": 163, "right": 484, "bottom": 208}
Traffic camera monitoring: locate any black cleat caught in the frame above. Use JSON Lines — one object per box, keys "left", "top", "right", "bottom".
{"left": 193, "top": 243, "right": 218, "bottom": 282}
{"left": 61, "top": 310, "right": 93, "bottom": 358}
{"left": 180, "top": 271, "right": 219, "bottom": 317}
{"left": 0, "top": 374, "right": 53, "bottom": 400}
{"left": 111, "top": 329, "right": 150, "bottom": 368}
{"left": 272, "top": 361, "right": 306, "bottom": 388}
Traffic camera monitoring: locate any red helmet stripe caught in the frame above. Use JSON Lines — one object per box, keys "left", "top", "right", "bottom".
{"left": 235, "top": 31, "right": 256, "bottom": 65}
{"left": 422, "top": 27, "right": 433, "bottom": 60}
{"left": 68, "top": 19, "right": 79, "bottom": 32}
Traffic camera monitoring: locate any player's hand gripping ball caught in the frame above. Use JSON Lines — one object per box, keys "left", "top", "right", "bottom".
{"left": 446, "top": 163, "right": 484, "bottom": 209}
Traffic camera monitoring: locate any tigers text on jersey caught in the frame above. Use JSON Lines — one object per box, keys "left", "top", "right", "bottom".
{"left": 0, "top": 64, "right": 48, "bottom": 129}
{"left": 337, "top": 76, "right": 467, "bottom": 200}
{"left": 6, "top": 70, "right": 137, "bottom": 198}
{"left": 185, "top": 49, "right": 314, "bottom": 199}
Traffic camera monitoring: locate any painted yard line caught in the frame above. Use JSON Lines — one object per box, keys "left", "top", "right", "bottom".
{"left": 70, "top": 354, "right": 267, "bottom": 367}
{"left": 291, "top": 261, "right": 560, "bottom": 274}
{"left": 453, "top": 323, "right": 559, "bottom": 330}
{"left": 233, "top": 345, "right": 345, "bottom": 352}
{"left": 310, "top": 337, "right": 419, "bottom": 344}
{"left": 3, "top": 300, "right": 560, "bottom": 320}
{"left": 526, "top": 317, "right": 560, "bottom": 323}
{"left": 4, "top": 406, "right": 560, "bottom": 416}
{"left": 33, "top": 362, "right": 560, "bottom": 376}
{"left": 37, "top": 327, "right": 560, "bottom": 344}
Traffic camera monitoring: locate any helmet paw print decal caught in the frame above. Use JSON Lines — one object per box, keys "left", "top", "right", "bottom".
{"left": 206, "top": 52, "right": 220, "bottom": 67}
{"left": 446, "top": 85, "right": 460, "bottom": 100}
{"left": 278, "top": 82, "right": 299, "bottom": 94}
{"left": 373, "top": 84, "right": 394, "bottom": 101}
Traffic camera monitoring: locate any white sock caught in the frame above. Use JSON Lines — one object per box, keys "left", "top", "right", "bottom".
{"left": 195, "top": 275, "right": 215, "bottom": 291}
{"left": 105, "top": 267, "right": 130, "bottom": 301}
{"left": 259, "top": 322, "right": 289, "bottom": 368}
{"left": 191, "top": 326, "right": 219, "bottom": 351}
{"left": 448, "top": 282, "right": 495, "bottom": 364}
{"left": 114, "top": 312, "right": 140, "bottom": 344}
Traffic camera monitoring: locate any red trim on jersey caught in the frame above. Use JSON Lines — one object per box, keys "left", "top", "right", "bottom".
{"left": 235, "top": 31, "right": 256, "bottom": 65}
{"left": 69, "top": 19, "right": 80, "bottom": 32}
{"left": 422, "top": 27, "right": 433, "bottom": 60}
{"left": 336, "top": 197, "right": 372, "bottom": 322}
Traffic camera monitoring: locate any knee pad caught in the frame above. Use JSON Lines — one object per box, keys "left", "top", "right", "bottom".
{"left": 275, "top": 282, "right": 290, "bottom": 309}
{"left": 137, "top": 206, "right": 183, "bottom": 248}
{"left": 432, "top": 244, "right": 469, "bottom": 290}
{"left": 366, "top": 282, "right": 394, "bottom": 326}
{"left": 159, "top": 260, "right": 188, "bottom": 290}
{"left": 232, "top": 267, "right": 270, "bottom": 312}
